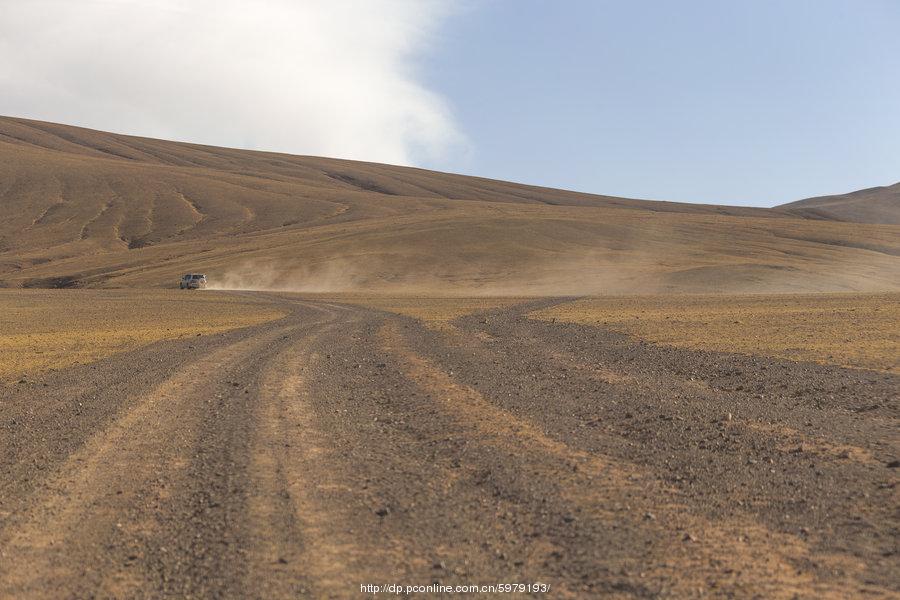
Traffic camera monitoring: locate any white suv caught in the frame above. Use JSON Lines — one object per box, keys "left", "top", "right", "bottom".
{"left": 180, "top": 273, "right": 207, "bottom": 289}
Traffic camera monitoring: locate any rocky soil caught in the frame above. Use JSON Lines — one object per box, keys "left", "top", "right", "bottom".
{"left": 0, "top": 295, "right": 896, "bottom": 598}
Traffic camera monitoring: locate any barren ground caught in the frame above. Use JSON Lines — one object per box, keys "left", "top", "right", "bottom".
{"left": 1, "top": 290, "right": 897, "bottom": 598}
{"left": 2, "top": 117, "right": 899, "bottom": 295}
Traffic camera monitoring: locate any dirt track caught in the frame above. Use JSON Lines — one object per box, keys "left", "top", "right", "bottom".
{"left": 1, "top": 294, "right": 897, "bottom": 598}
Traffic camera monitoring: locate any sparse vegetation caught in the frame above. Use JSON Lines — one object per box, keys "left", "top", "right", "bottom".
{"left": 533, "top": 293, "right": 900, "bottom": 372}
{"left": 0, "top": 290, "right": 286, "bottom": 381}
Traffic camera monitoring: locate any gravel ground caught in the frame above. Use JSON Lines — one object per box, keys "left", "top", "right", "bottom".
{"left": 0, "top": 294, "right": 896, "bottom": 598}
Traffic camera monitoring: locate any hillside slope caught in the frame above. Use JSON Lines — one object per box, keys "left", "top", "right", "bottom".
{"left": 1, "top": 116, "right": 898, "bottom": 293}
{"left": 781, "top": 183, "right": 900, "bottom": 225}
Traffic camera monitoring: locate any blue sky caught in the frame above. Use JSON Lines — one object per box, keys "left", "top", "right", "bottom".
{"left": 2, "top": 1, "right": 898, "bottom": 207}
{"left": 420, "top": 0, "right": 900, "bottom": 206}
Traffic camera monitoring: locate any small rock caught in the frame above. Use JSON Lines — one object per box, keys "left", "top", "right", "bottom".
{"left": 375, "top": 507, "right": 389, "bottom": 517}
{"left": 683, "top": 533, "right": 697, "bottom": 542}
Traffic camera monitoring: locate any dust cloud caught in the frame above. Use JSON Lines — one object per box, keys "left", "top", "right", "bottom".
{"left": 206, "top": 258, "right": 373, "bottom": 294}
{"left": 205, "top": 253, "right": 673, "bottom": 297}
{"left": 204, "top": 251, "right": 898, "bottom": 297}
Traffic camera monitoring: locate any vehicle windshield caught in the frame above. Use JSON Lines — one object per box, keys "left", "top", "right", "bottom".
{"left": 191, "top": 274, "right": 205, "bottom": 280}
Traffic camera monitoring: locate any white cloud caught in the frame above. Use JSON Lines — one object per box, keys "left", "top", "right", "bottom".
{"left": 0, "top": 0, "right": 465, "bottom": 165}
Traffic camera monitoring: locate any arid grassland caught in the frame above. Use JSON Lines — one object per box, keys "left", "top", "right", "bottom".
{"left": 2, "top": 290, "right": 898, "bottom": 597}
{"left": 532, "top": 293, "right": 900, "bottom": 373}
{"left": 0, "top": 290, "right": 286, "bottom": 381}
{"left": 6, "top": 292, "right": 897, "bottom": 381}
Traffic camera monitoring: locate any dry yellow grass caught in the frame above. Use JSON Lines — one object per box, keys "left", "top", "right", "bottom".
{"left": 0, "top": 290, "right": 286, "bottom": 381}
{"left": 532, "top": 293, "right": 900, "bottom": 373}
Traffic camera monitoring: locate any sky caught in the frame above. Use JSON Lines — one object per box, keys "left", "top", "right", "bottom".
{"left": 1, "top": 0, "right": 898, "bottom": 206}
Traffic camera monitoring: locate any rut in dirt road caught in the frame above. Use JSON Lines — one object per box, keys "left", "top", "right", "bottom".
{"left": 0, "top": 295, "right": 896, "bottom": 598}
{"left": 0, "top": 298, "right": 343, "bottom": 598}
{"left": 393, "top": 302, "right": 899, "bottom": 597}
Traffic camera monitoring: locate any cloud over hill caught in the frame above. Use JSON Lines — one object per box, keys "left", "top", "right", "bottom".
{"left": 0, "top": 0, "right": 463, "bottom": 164}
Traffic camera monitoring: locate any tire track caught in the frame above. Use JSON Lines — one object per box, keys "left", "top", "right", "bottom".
{"left": 404, "top": 302, "right": 898, "bottom": 596}
{"left": 140, "top": 301, "right": 344, "bottom": 598}
{"left": 0, "top": 326, "right": 291, "bottom": 598}
{"left": 0, "top": 297, "right": 338, "bottom": 598}
{"left": 246, "top": 326, "right": 369, "bottom": 597}
{"left": 246, "top": 311, "right": 570, "bottom": 595}
{"left": 0, "top": 296, "right": 894, "bottom": 598}
{"left": 379, "top": 320, "right": 884, "bottom": 598}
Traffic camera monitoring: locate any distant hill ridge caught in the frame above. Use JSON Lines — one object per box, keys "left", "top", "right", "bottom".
{"left": 1, "top": 116, "right": 897, "bottom": 293}
{"left": 780, "top": 183, "right": 900, "bottom": 226}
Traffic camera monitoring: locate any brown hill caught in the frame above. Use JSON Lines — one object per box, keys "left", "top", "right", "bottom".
{"left": 1, "top": 116, "right": 898, "bottom": 293}
{"left": 780, "top": 183, "right": 900, "bottom": 225}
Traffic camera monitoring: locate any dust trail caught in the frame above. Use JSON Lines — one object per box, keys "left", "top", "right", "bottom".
{"left": 205, "top": 258, "right": 371, "bottom": 293}
{"left": 203, "top": 243, "right": 900, "bottom": 296}
{"left": 204, "top": 253, "right": 656, "bottom": 296}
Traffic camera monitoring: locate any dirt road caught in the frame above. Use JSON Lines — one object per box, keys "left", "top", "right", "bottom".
{"left": 1, "top": 295, "right": 896, "bottom": 598}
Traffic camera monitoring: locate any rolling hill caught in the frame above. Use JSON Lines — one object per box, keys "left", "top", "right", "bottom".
{"left": 781, "top": 182, "right": 900, "bottom": 225}
{"left": 1, "top": 116, "right": 898, "bottom": 294}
